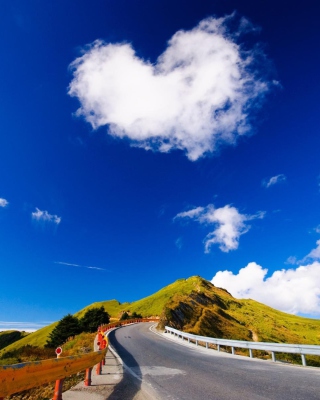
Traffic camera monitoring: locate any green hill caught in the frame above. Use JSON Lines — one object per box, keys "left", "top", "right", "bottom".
{"left": 0, "top": 330, "right": 29, "bottom": 350}
{"left": 1, "top": 276, "right": 320, "bottom": 358}
{"left": 158, "top": 276, "right": 320, "bottom": 345}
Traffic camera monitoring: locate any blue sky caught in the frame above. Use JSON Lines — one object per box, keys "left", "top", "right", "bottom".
{"left": 1, "top": 0, "right": 320, "bottom": 331}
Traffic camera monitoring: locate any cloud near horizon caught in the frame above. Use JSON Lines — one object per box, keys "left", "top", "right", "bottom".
{"left": 0, "top": 320, "right": 49, "bottom": 332}
{"left": 69, "top": 14, "right": 271, "bottom": 161}
{"left": 175, "top": 204, "right": 265, "bottom": 252}
{"left": 211, "top": 261, "right": 320, "bottom": 316}
{"left": 32, "top": 208, "right": 61, "bottom": 225}
{"left": 262, "top": 174, "right": 286, "bottom": 188}
{"left": 0, "top": 198, "right": 9, "bottom": 207}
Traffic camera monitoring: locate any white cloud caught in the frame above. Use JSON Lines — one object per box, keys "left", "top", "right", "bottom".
{"left": 68, "top": 14, "right": 271, "bottom": 161}
{"left": 175, "top": 204, "right": 265, "bottom": 252}
{"left": 32, "top": 208, "right": 61, "bottom": 225}
{"left": 315, "top": 225, "right": 320, "bottom": 234}
{"left": 211, "top": 261, "right": 320, "bottom": 316}
{"left": 0, "top": 198, "right": 9, "bottom": 207}
{"left": 303, "top": 239, "right": 320, "bottom": 261}
{"left": 262, "top": 174, "right": 286, "bottom": 188}
{"left": 0, "top": 321, "right": 48, "bottom": 332}
{"left": 55, "top": 261, "right": 106, "bottom": 271}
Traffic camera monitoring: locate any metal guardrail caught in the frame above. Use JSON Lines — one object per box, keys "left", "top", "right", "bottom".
{"left": 0, "top": 348, "right": 107, "bottom": 398}
{"left": 165, "top": 326, "right": 320, "bottom": 367}
{"left": 0, "top": 319, "right": 158, "bottom": 399}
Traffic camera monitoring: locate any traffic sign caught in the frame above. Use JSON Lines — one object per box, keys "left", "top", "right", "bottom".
{"left": 55, "top": 347, "right": 62, "bottom": 356}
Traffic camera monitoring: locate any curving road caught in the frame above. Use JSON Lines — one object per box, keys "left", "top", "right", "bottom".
{"left": 108, "top": 323, "right": 320, "bottom": 400}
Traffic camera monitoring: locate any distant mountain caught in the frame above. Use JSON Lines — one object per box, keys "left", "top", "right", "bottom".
{"left": 0, "top": 330, "right": 29, "bottom": 350}
{"left": 2, "top": 276, "right": 320, "bottom": 356}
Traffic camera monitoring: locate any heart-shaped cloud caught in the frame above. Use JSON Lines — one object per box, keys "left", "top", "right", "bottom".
{"left": 69, "top": 15, "right": 271, "bottom": 160}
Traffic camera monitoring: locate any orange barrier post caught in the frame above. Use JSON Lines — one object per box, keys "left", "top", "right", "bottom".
{"left": 96, "top": 361, "right": 102, "bottom": 375}
{"left": 52, "top": 347, "right": 63, "bottom": 400}
{"left": 84, "top": 367, "right": 92, "bottom": 386}
{"left": 52, "top": 378, "right": 64, "bottom": 400}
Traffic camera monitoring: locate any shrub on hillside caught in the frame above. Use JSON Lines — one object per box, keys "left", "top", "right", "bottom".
{"left": 79, "top": 306, "right": 110, "bottom": 332}
{"left": 45, "top": 314, "right": 81, "bottom": 348}
{"left": 120, "top": 311, "right": 142, "bottom": 320}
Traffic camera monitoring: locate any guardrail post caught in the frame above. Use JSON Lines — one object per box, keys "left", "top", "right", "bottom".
{"left": 96, "top": 360, "right": 102, "bottom": 375}
{"left": 271, "top": 352, "right": 276, "bottom": 362}
{"left": 249, "top": 349, "right": 253, "bottom": 358}
{"left": 301, "top": 354, "right": 307, "bottom": 367}
{"left": 52, "top": 379, "right": 64, "bottom": 400}
{"left": 206, "top": 342, "right": 208, "bottom": 349}
{"left": 84, "top": 367, "right": 92, "bottom": 386}
{"left": 217, "top": 344, "right": 220, "bottom": 352}
{"left": 231, "top": 347, "right": 235, "bottom": 355}
{"left": 196, "top": 340, "right": 198, "bottom": 346}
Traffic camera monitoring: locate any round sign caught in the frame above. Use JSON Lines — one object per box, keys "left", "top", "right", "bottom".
{"left": 55, "top": 347, "right": 62, "bottom": 355}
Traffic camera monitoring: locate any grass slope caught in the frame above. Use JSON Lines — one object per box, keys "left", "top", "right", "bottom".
{"left": 0, "top": 322, "right": 58, "bottom": 357}
{"left": 0, "top": 330, "right": 29, "bottom": 351}
{"left": 160, "top": 276, "right": 320, "bottom": 345}
{"left": 2, "top": 276, "right": 320, "bottom": 357}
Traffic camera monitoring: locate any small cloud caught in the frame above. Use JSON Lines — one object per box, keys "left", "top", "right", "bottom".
{"left": 262, "top": 174, "right": 286, "bottom": 188}
{"left": 55, "top": 261, "right": 106, "bottom": 271}
{"left": 211, "top": 261, "right": 320, "bottom": 316}
{"left": 32, "top": 208, "right": 61, "bottom": 225}
{"left": 315, "top": 225, "right": 320, "bottom": 234}
{"left": 175, "top": 204, "right": 265, "bottom": 253}
{"left": 68, "top": 14, "right": 272, "bottom": 161}
{"left": 0, "top": 198, "right": 9, "bottom": 207}
{"left": 175, "top": 237, "right": 183, "bottom": 250}
{"left": 285, "top": 256, "right": 298, "bottom": 265}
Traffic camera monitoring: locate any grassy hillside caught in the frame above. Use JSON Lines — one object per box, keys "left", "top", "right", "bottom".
{"left": 0, "top": 322, "right": 58, "bottom": 357}
{"left": 159, "top": 276, "right": 320, "bottom": 345}
{"left": 0, "top": 330, "right": 29, "bottom": 350}
{"left": 2, "top": 275, "right": 320, "bottom": 358}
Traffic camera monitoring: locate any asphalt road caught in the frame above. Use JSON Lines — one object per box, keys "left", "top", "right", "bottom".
{"left": 108, "top": 323, "right": 320, "bottom": 400}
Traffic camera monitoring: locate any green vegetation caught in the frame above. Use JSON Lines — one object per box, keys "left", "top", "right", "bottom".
{"left": 120, "top": 311, "right": 142, "bottom": 320}
{"left": 45, "top": 314, "right": 81, "bottom": 348}
{"left": 1, "top": 275, "right": 320, "bottom": 367}
{"left": 46, "top": 307, "right": 110, "bottom": 347}
{"left": 80, "top": 306, "right": 110, "bottom": 332}
{"left": 0, "top": 330, "right": 29, "bottom": 351}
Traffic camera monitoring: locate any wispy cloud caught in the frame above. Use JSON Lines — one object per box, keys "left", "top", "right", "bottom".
{"left": 262, "top": 174, "right": 286, "bottom": 188}
{"left": 302, "top": 239, "right": 320, "bottom": 262}
{"left": 175, "top": 204, "right": 265, "bottom": 253}
{"left": 175, "top": 237, "right": 183, "bottom": 250}
{"left": 69, "top": 14, "right": 272, "bottom": 161}
{"left": 55, "top": 261, "right": 106, "bottom": 271}
{"left": 0, "top": 321, "right": 48, "bottom": 332}
{"left": 286, "top": 238, "right": 320, "bottom": 266}
{"left": 211, "top": 261, "right": 320, "bottom": 316}
{"left": 0, "top": 198, "right": 9, "bottom": 207}
{"left": 32, "top": 208, "right": 61, "bottom": 225}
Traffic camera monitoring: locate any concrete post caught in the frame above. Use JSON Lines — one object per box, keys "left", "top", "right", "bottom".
{"left": 249, "top": 349, "right": 253, "bottom": 358}
{"left": 301, "top": 354, "right": 307, "bottom": 367}
{"left": 271, "top": 352, "right": 276, "bottom": 362}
